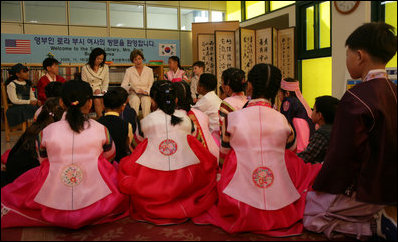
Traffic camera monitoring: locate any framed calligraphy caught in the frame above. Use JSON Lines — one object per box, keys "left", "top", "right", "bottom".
{"left": 240, "top": 28, "right": 256, "bottom": 79}
{"left": 277, "top": 27, "right": 295, "bottom": 79}
{"left": 215, "top": 30, "right": 235, "bottom": 96}
{"left": 197, "top": 34, "right": 215, "bottom": 74}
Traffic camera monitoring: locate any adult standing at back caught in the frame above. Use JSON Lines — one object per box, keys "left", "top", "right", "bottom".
{"left": 121, "top": 49, "right": 154, "bottom": 118}
{"left": 81, "top": 47, "right": 110, "bottom": 118}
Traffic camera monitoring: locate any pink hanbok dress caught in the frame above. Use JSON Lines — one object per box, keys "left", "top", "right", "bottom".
{"left": 193, "top": 99, "right": 322, "bottom": 237}
{"left": 118, "top": 109, "right": 218, "bottom": 225}
{"left": 1, "top": 115, "right": 129, "bottom": 229}
{"left": 219, "top": 93, "right": 248, "bottom": 163}
{"left": 188, "top": 108, "right": 219, "bottom": 162}
{"left": 165, "top": 68, "right": 188, "bottom": 83}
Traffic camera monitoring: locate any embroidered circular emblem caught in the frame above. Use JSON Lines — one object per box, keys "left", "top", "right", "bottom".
{"left": 159, "top": 139, "right": 178, "bottom": 156}
{"left": 283, "top": 101, "right": 290, "bottom": 111}
{"left": 252, "top": 167, "right": 274, "bottom": 188}
{"left": 61, "top": 165, "right": 83, "bottom": 187}
{"left": 1, "top": 207, "right": 10, "bottom": 218}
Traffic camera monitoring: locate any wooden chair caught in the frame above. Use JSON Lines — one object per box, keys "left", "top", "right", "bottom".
{"left": 1, "top": 81, "right": 27, "bottom": 142}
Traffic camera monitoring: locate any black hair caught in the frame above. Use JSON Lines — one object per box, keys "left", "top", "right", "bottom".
{"left": 103, "top": 87, "right": 128, "bottom": 109}
{"left": 198, "top": 73, "right": 217, "bottom": 92}
{"left": 193, "top": 61, "right": 205, "bottom": 69}
{"left": 280, "top": 77, "right": 297, "bottom": 98}
{"left": 248, "top": 63, "right": 282, "bottom": 105}
{"left": 5, "top": 63, "right": 31, "bottom": 86}
{"left": 172, "top": 81, "right": 193, "bottom": 112}
{"left": 219, "top": 85, "right": 224, "bottom": 95}
{"left": 314, "top": 95, "right": 340, "bottom": 124}
{"left": 150, "top": 80, "right": 182, "bottom": 126}
{"left": 61, "top": 80, "right": 92, "bottom": 133}
{"left": 21, "top": 97, "right": 64, "bottom": 158}
{"left": 45, "top": 81, "right": 63, "bottom": 98}
{"left": 42, "top": 57, "right": 60, "bottom": 71}
{"left": 222, "top": 68, "right": 246, "bottom": 93}
{"left": 345, "top": 22, "right": 397, "bottom": 64}
{"left": 88, "top": 48, "right": 106, "bottom": 69}
{"left": 74, "top": 72, "right": 82, "bottom": 81}
{"left": 169, "top": 56, "right": 183, "bottom": 70}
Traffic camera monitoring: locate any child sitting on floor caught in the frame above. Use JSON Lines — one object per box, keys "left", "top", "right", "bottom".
{"left": 303, "top": 22, "right": 397, "bottom": 241}
{"left": 190, "top": 61, "right": 205, "bottom": 103}
{"left": 5, "top": 63, "right": 40, "bottom": 127}
{"left": 37, "top": 57, "right": 66, "bottom": 104}
{"left": 34, "top": 81, "right": 63, "bottom": 121}
{"left": 1, "top": 97, "right": 64, "bottom": 187}
{"left": 118, "top": 80, "right": 217, "bottom": 225}
{"left": 298, "top": 95, "right": 339, "bottom": 164}
{"left": 1, "top": 80, "right": 129, "bottom": 229}
{"left": 192, "top": 63, "right": 322, "bottom": 236}
{"left": 279, "top": 77, "right": 315, "bottom": 153}
{"left": 219, "top": 68, "right": 248, "bottom": 164}
{"left": 97, "top": 87, "right": 135, "bottom": 163}
{"left": 172, "top": 81, "right": 219, "bottom": 162}
{"left": 192, "top": 73, "right": 222, "bottom": 135}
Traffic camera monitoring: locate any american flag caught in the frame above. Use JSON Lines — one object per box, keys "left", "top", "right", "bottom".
{"left": 5, "top": 39, "right": 31, "bottom": 54}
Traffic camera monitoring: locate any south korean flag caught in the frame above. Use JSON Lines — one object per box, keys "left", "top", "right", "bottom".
{"left": 159, "top": 44, "right": 176, "bottom": 56}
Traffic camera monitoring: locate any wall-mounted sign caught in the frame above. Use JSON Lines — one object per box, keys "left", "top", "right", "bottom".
{"left": 1, "top": 33, "right": 180, "bottom": 64}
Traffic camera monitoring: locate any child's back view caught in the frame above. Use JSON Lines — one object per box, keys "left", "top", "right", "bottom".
{"left": 304, "top": 22, "right": 397, "bottom": 241}
{"left": 279, "top": 78, "right": 315, "bottom": 153}
{"left": 98, "top": 87, "right": 134, "bottom": 163}
{"left": 118, "top": 80, "right": 218, "bottom": 225}
{"left": 193, "top": 64, "right": 322, "bottom": 236}
{"left": 1, "top": 80, "right": 129, "bottom": 229}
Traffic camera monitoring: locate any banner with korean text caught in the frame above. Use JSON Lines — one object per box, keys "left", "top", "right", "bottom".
{"left": 1, "top": 33, "right": 179, "bottom": 64}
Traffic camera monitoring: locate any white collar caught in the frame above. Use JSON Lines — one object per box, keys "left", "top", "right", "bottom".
{"left": 46, "top": 73, "right": 56, "bottom": 82}
{"left": 367, "top": 69, "right": 387, "bottom": 75}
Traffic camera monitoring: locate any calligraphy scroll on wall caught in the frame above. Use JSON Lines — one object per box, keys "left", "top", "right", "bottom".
{"left": 197, "top": 34, "right": 215, "bottom": 74}
{"left": 255, "top": 27, "right": 279, "bottom": 65}
{"left": 277, "top": 27, "right": 295, "bottom": 79}
{"left": 235, "top": 28, "right": 240, "bottom": 70}
{"left": 240, "top": 28, "right": 255, "bottom": 78}
{"left": 215, "top": 31, "right": 235, "bottom": 95}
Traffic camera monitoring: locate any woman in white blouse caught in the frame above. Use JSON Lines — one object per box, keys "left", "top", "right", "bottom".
{"left": 121, "top": 49, "right": 154, "bottom": 118}
{"left": 81, "top": 48, "right": 109, "bottom": 118}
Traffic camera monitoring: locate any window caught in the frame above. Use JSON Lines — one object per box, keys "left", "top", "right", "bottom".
{"left": 270, "top": 1, "right": 295, "bottom": 11}
{"left": 1, "top": 1, "right": 21, "bottom": 22}
{"left": 181, "top": 9, "right": 208, "bottom": 31}
{"left": 319, "top": 1, "right": 331, "bottom": 49}
{"left": 298, "top": 1, "right": 331, "bottom": 59}
{"left": 211, "top": 11, "right": 225, "bottom": 22}
{"left": 306, "top": 6, "right": 314, "bottom": 50}
{"left": 385, "top": 1, "right": 397, "bottom": 68}
{"left": 245, "top": 1, "right": 265, "bottom": 20}
{"left": 69, "top": 1, "right": 106, "bottom": 26}
{"left": 110, "top": 3, "right": 144, "bottom": 28}
{"left": 301, "top": 57, "right": 332, "bottom": 107}
{"left": 297, "top": 1, "right": 332, "bottom": 107}
{"left": 226, "top": 1, "right": 241, "bottom": 22}
{"left": 25, "top": 1, "right": 66, "bottom": 24}
{"left": 147, "top": 6, "right": 178, "bottom": 30}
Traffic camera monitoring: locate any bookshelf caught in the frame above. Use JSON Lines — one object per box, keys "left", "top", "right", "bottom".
{"left": 1, "top": 64, "right": 194, "bottom": 87}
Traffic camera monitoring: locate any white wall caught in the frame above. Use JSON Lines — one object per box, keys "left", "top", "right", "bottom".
{"left": 331, "top": 1, "right": 371, "bottom": 99}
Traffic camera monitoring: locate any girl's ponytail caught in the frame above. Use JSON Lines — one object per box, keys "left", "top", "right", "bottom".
{"left": 150, "top": 80, "right": 182, "bottom": 126}
{"left": 61, "top": 80, "right": 92, "bottom": 133}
